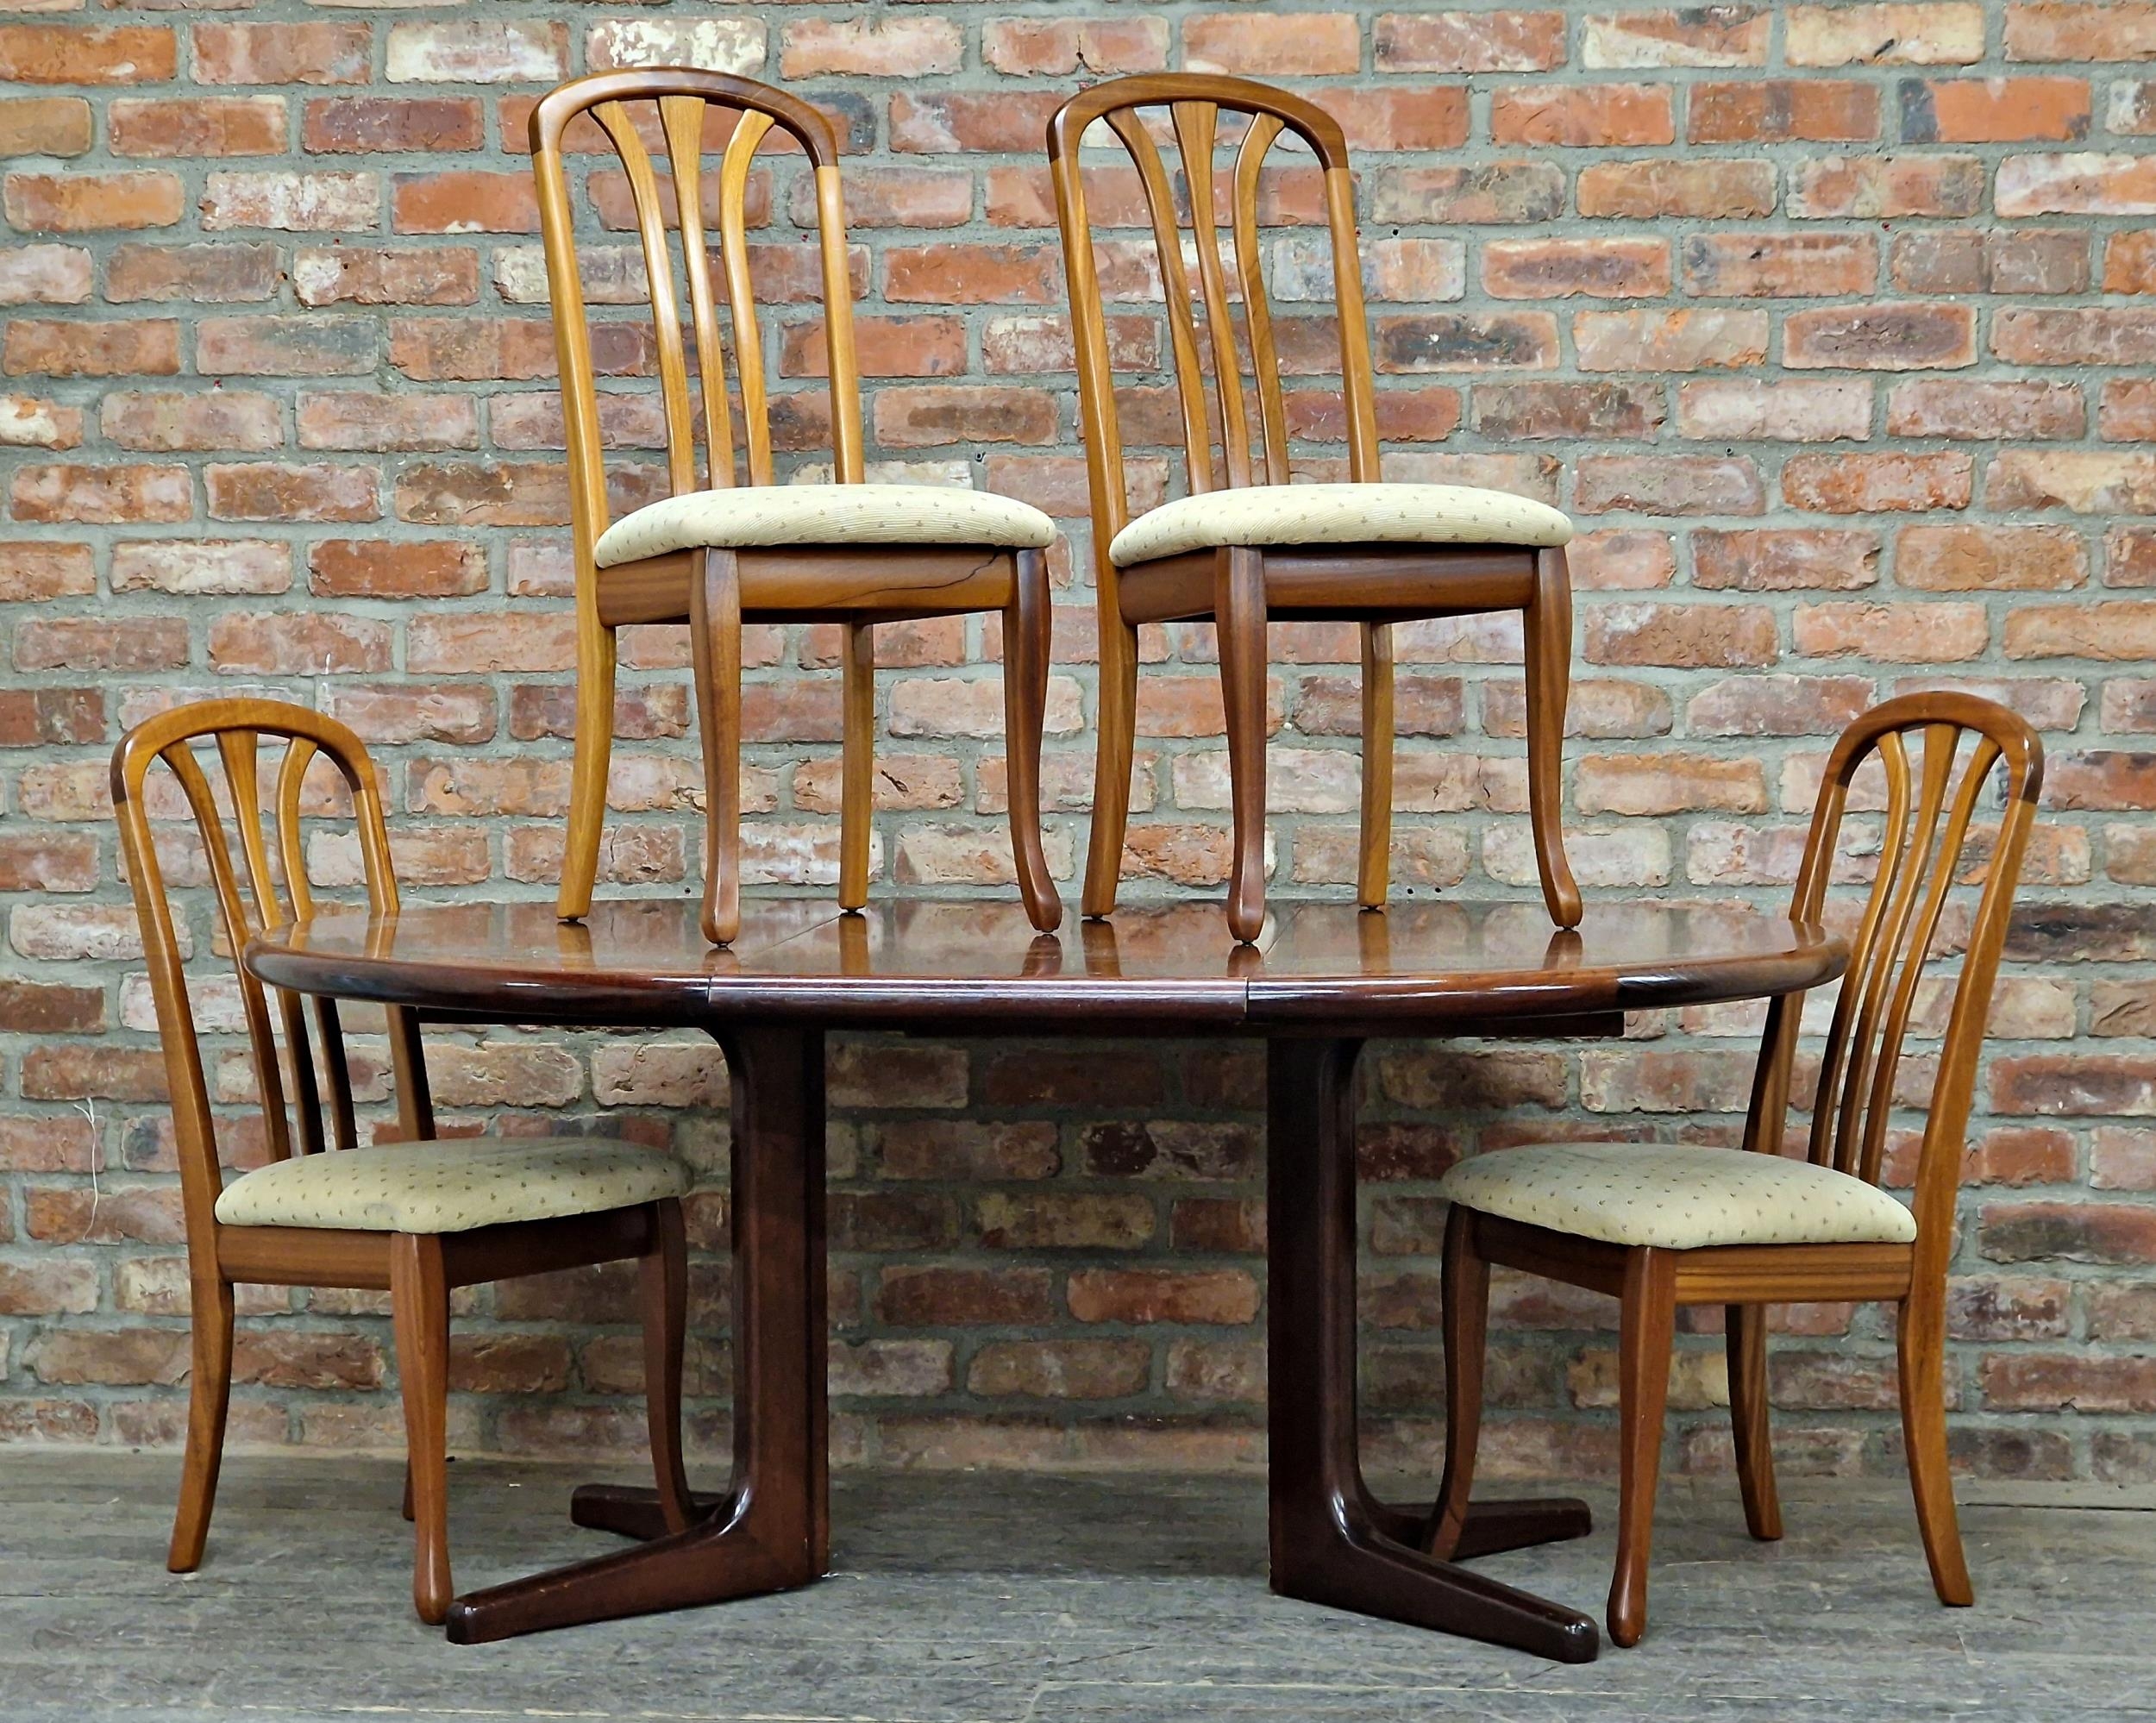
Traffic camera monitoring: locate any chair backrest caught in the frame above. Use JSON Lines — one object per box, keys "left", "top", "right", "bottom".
{"left": 1744, "top": 692, "right": 2044, "bottom": 1269}
{"left": 530, "top": 69, "right": 863, "bottom": 567}
{"left": 1048, "top": 75, "right": 1377, "bottom": 555}
{"left": 111, "top": 699, "right": 432, "bottom": 1253}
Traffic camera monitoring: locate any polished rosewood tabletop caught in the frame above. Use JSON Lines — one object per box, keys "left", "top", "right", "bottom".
{"left": 246, "top": 895, "right": 1840, "bottom": 1033}
{"left": 242, "top": 895, "right": 1844, "bottom": 1662}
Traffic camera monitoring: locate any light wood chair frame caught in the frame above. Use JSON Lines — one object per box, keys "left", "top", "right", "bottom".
{"left": 1047, "top": 73, "right": 1581, "bottom": 942}
{"left": 533, "top": 69, "right": 1060, "bottom": 945}
{"left": 113, "top": 699, "right": 694, "bottom": 1625}
{"left": 1426, "top": 692, "right": 2045, "bottom": 1645}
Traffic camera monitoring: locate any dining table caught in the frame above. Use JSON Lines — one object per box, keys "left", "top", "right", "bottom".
{"left": 244, "top": 894, "right": 1846, "bottom": 1662}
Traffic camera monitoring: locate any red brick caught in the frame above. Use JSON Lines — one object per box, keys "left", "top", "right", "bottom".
{"left": 10, "top": 463, "right": 190, "bottom": 525}
{"left": 15, "top": 614, "right": 188, "bottom": 671}
{"left": 1491, "top": 84, "right": 1676, "bottom": 147}
{"left": 1374, "top": 312, "right": 1558, "bottom": 372}
{"left": 200, "top": 171, "right": 379, "bottom": 233}
{"left": 105, "top": 241, "right": 279, "bottom": 304}
{"left": 0, "top": 25, "right": 176, "bottom": 85}
{"left": 1576, "top": 454, "right": 1765, "bottom": 516}
{"left": 3, "top": 319, "right": 179, "bottom": 379}
{"left": 1990, "top": 453, "right": 2156, "bottom": 516}
{"left": 1370, "top": 162, "right": 1567, "bottom": 225}
{"left": 1783, "top": 452, "right": 1974, "bottom": 513}
{"left": 1576, "top": 308, "right": 1768, "bottom": 371}
{"left": 2005, "top": 2, "right": 2156, "bottom": 60}
{"left": 1897, "top": 525, "right": 2087, "bottom": 592}
{"left": 193, "top": 23, "right": 371, "bottom": 86}
{"left": 110, "top": 97, "right": 285, "bottom": 158}
{"left": 101, "top": 390, "right": 280, "bottom": 454}
{"left": 4, "top": 171, "right": 182, "bottom": 232}
{"left": 1995, "top": 308, "right": 2156, "bottom": 367}
{"left": 1690, "top": 79, "right": 1881, "bottom": 141}
{"left": 392, "top": 171, "right": 538, "bottom": 235}
{"left": 297, "top": 392, "right": 479, "bottom": 453}
{"left": 0, "top": 244, "right": 91, "bottom": 306}
{"left": 1482, "top": 238, "right": 1670, "bottom": 300}
{"left": 294, "top": 247, "right": 479, "bottom": 308}
{"left": 1375, "top": 11, "right": 1568, "bottom": 72}
{"left": 205, "top": 461, "right": 380, "bottom": 523}
{"left": 2006, "top": 602, "right": 2156, "bottom": 661}
{"left": 1472, "top": 381, "right": 1664, "bottom": 440}
{"left": 781, "top": 17, "right": 962, "bottom": 77}
{"left": 883, "top": 244, "right": 1061, "bottom": 306}
{"left": 888, "top": 92, "right": 1064, "bottom": 157}
{"left": 1903, "top": 76, "right": 2090, "bottom": 142}
{"left": 1793, "top": 601, "right": 1989, "bottom": 661}
{"left": 303, "top": 97, "right": 483, "bottom": 154}
{"left": 385, "top": 21, "right": 567, "bottom": 85}
{"left": 1576, "top": 160, "right": 1776, "bottom": 219}
{"left": 1680, "top": 233, "right": 1879, "bottom": 297}
{"left": 1792, "top": 154, "right": 1984, "bottom": 217}
{"left": 0, "top": 97, "right": 91, "bottom": 158}
{"left": 1998, "top": 154, "right": 2156, "bottom": 217}
{"left": 1585, "top": 602, "right": 1779, "bottom": 667}
{"left": 1677, "top": 379, "right": 1872, "bottom": 442}
{"left": 1184, "top": 11, "right": 1361, "bottom": 74}
{"left": 1889, "top": 380, "right": 2084, "bottom": 441}
{"left": 981, "top": 17, "right": 1169, "bottom": 75}
{"left": 1583, "top": 7, "right": 1771, "bottom": 66}
{"left": 207, "top": 611, "right": 391, "bottom": 675}
{"left": 1788, "top": 3, "right": 1986, "bottom": 64}
{"left": 1783, "top": 303, "right": 1976, "bottom": 371}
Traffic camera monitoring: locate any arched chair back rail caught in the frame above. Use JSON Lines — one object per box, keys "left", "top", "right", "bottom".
{"left": 1047, "top": 74, "right": 1580, "bottom": 942}
{"left": 531, "top": 68, "right": 1061, "bottom": 944}
{"left": 112, "top": 698, "right": 695, "bottom": 1627}
{"left": 1424, "top": 692, "right": 2044, "bottom": 1646}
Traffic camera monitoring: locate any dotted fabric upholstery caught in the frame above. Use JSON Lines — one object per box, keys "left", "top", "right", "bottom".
{"left": 1436, "top": 1142, "right": 1918, "bottom": 1251}
{"left": 213, "top": 1137, "right": 691, "bottom": 1235}
{"left": 593, "top": 482, "right": 1058, "bottom": 568}
{"left": 1106, "top": 482, "right": 1574, "bottom": 568}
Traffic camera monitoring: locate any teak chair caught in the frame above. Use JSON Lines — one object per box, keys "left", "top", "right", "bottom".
{"left": 532, "top": 69, "right": 1062, "bottom": 946}
{"left": 1424, "top": 692, "right": 2044, "bottom": 1645}
{"left": 1048, "top": 74, "right": 1581, "bottom": 943}
{"left": 113, "top": 699, "right": 695, "bottom": 1626}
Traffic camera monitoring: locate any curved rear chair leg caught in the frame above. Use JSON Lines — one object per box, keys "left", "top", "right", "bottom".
{"left": 1216, "top": 547, "right": 1269, "bottom": 943}
{"left": 559, "top": 610, "right": 617, "bottom": 923}
{"left": 1898, "top": 1294, "right": 1974, "bottom": 1606}
{"left": 1357, "top": 621, "right": 1394, "bottom": 913}
{"left": 1522, "top": 545, "right": 1582, "bottom": 930}
{"left": 391, "top": 1233, "right": 453, "bottom": 1626}
{"left": 1083, "top": 616, "right": 1139, "bottom": 921}
{"left": 1003, "top": 548, "right": 1063, "bottom": 931}
{"left": 1727, "top": 1301, "right": 1783, "bottom": 1542}
{"left": 167, "top": 1273, "right": 234, "bottom": 1572}
{"left": 839, "top": 620, "right": 874, "bottom": 917}
{"left": 691, "top": 548, "right": 743, "bottom": 947}
{"left": 641, "top": 1198, "right": 695, "bottom": 1535}
{"left": 1426, "top": 1204, "right": 1488, "bottom": 1558}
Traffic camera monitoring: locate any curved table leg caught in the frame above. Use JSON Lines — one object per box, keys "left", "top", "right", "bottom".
{"left": 446, "top": 1026, "right": 829, "bottom": 1644}
{"left": 1266, "top": 1037, "right": 1600, "bottom": 1664}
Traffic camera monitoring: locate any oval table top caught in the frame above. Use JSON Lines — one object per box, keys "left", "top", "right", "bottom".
{"left": 245, "top": 897, "right": 1846, "bottom": 1035}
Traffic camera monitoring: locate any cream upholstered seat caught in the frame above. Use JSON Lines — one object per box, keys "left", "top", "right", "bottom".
{"left": 1436, "top": 1142, "right": 1917, "bottom": 1252}
{"left": 1107, "top": 482, "right": 1574, "bottom": 568}
{"left": 593, "top": 482, "right": 1057, "bottom": 569}
{"left": 214, "top": 1137, "right": 691, "bottom": 1234}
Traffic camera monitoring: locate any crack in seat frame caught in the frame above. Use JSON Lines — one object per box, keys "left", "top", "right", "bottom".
{"left": 531, "top": 69, "right": 1061, "bottom": 945}
{"left": 244, "top": 897, "right": 1846, "bottom": 1658}
{"left": 112, "top": 699, "right": 693, "bottom": 1626}
{"left": 1047, "top": 73, "right": 1583, "bottom": 943}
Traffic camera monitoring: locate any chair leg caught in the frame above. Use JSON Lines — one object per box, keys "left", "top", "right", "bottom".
{"left": 1521, "top": 545, "right": 1583, "bottom": 930}
{"left": 1082, "top": 615, "right": 1139, "bottom": 921}
{"left": 1216, "top": 546, "right": 1269, "bottom": 943}
{"left": 1002, "top": 547, "right": 1063, "bottom": 932}
{"left": 1357, "top": 621, "right": 1394, "bottom": 913}
{"left": 640, "top": 1198, "right": 696, "bottom": 1535}
{"left": 1609, "top": 1247, "right": 1676, "bottom": 1648}
{"left": 1426, "top": 1204, "right": 1489, "bottom": 1558}
{"left": 690, "top": 548, "right": 743, "bottom": 947}
{"left": 390, "top": 1233, "right": 453, "bottom": 1626}
{"left": 838, "top": 619, "right": 874, "bottom": 916}
{"left": 401, "top": 1463, "right": 415, "bottom": 1522}
{"left": 1897, "top": 1293, "right": 1974, "bottom": 1606}
{"left": 1727, "top": 1301, "right": 1783, "bottom": 1542}
{"left": 558, "top": 611, "right": 617, "bottom": 923}
{"left": 166, "top": 1273, "right": 234, "bottom": 1572}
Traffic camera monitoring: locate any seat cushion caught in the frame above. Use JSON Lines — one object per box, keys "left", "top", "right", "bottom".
{"left": 1435, "top": 1143, "right": 1917, "bottom": 1251}
{"left": 213, "top": 1137, "right": 691, "bottom": 1234}
{"left": 593, "top": 482, "right": 1057, "bottom": 568}
{"left": 1107, "top": 482, "right": 1573, "bottom": 568}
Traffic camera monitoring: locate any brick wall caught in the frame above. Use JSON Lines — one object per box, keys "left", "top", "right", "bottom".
{"left": 2, "top": 1, "right": 2153, "bottom": 1485}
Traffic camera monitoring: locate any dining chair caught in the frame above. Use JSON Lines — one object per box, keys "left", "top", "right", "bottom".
{"left": 531, "top": 68, "right": 1062, "bottom": 946}
{"left": 1423, "top": 692, "right": 2044, "bottom": 1645}
{"left": 113, "top": 699, "right": 696, "bottom": 1626}
{"left": 1047, "top": 74, "right": 1581, "bottom": 943}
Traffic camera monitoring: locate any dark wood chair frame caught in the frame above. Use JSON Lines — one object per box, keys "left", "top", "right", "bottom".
{"left": 113, "top": 699, "right": 694, "bottom": 1626}
{"left": 1048, "top": 73, "right": 1581, "bottom": 942}
{"left": 1426, "top": 692, "right": 2045, "bottom": 1645}
{"left": 533, "top": 68, "right": 1060, "bottom": 946}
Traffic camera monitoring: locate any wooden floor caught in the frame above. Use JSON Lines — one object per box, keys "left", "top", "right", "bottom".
{"left": 1, "top": 1452, "right": 2150, "bottom": 1720}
